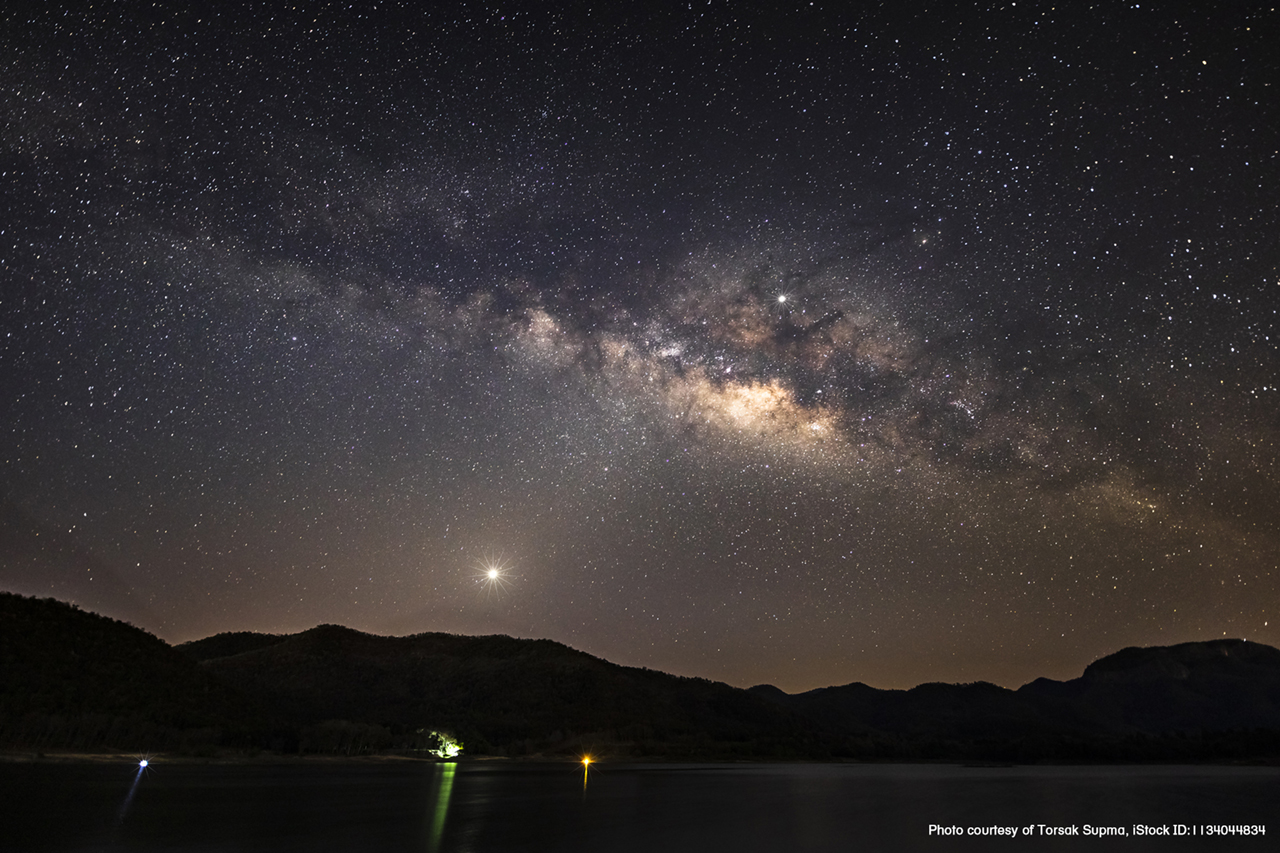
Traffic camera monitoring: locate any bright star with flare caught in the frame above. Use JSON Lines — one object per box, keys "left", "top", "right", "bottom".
{"left": 473, "top": 552, "right": 515, "bottom": 598}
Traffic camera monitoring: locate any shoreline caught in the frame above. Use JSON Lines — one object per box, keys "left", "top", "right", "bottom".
{"left": 4, "top": 750, "right": 1276, "bottom": 767}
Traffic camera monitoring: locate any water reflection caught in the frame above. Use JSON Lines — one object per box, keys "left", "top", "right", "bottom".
{"left": 5, "top": 761, "right": 1278, "bottom": 852}
{"left": 427, "top": 762, "right": 456, "bottom": 851}
{"left": 116, "top": 760, "right": 149, "bottom": 824}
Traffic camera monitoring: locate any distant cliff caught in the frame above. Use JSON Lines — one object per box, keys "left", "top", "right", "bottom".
{"left": 4, "top": 592, "right": 1280, "bottom": 761}
{"left": 748, "top": 639, "right": 1280, "bottom": 759}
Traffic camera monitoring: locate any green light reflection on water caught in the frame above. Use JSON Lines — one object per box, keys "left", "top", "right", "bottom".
{"left": 427, "top": 762, "right": 456, "bottom": 852}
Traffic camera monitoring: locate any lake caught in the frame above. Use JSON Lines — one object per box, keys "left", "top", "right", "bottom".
{"left": 4, "top": 760, "right": 1276, "bottom": 851}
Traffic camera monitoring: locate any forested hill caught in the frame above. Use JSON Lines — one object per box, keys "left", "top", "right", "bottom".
{"left": 181, "top": 623, "right": 807, "bottom": 756}
{"left": 4, "top": 592, "right": 1280, "bottom": 761}
{"left": 0, "top": 593, "right": 259, "bottom": 750}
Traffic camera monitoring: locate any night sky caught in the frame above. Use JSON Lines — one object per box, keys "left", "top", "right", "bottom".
{"left": 2, "top": 2, "right": 1277, "bottom": 692}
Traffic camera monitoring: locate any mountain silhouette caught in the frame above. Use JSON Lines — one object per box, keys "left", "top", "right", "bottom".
{"left": 4, "top": 592, "right": 1280, "bottom": 760}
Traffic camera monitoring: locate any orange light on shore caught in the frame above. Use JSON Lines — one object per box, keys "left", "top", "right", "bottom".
{"left": 582, "top": 756, "right": 592, "bottom": 767}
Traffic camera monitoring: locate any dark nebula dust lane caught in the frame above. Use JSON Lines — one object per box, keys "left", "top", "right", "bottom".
{"left": 2, "top": 2, "right": 1277, "bottom": 691}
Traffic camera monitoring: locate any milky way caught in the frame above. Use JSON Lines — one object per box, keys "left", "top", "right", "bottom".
{"left": 2, "top": 2, "right": 1277, "bottom": 690}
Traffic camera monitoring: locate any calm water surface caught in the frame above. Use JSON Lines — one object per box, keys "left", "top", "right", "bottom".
{"left": 3, "top": 760, "right": 1277, "bottom": 851}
